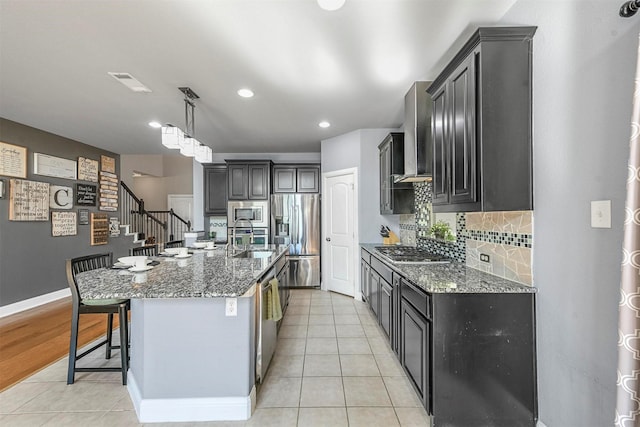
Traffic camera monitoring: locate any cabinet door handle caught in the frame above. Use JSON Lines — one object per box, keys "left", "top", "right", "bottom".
{"left": 326, "top": 237, "right": 331, "bottom": 241}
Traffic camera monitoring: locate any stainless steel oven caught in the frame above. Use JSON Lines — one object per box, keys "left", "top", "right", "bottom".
{"left": 227, "top": 200, "right": 269, "bottom": 228}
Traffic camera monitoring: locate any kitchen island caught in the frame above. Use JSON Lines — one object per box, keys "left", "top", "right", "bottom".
{"left": 75, "top": 245, "right": 288, "bottom": 423}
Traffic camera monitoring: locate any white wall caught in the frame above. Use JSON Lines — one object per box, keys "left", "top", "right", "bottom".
{"left": 500, "top": 1, "right": 639, "bottom": 425}
{"left": 321, "top": 128, "right": 401, "bottom": 244}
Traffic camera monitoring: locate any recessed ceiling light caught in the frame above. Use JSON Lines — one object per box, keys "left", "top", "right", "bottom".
{"left": 319, "top": 121, "right": 331, "bottom": 128}
{"left": 237, "top": 88, "right": 254, "bottom": 98}
{"left": 317, "top": 0, "right": 346, "bottom": 11}
{"left": 148, "top": 121, "right": 161, "bottom": 128}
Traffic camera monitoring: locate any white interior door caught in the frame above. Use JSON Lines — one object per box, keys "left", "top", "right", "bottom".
{"left": 322, "top": 168, "right": 357, "bottom": 297}
{"left": 168, "top": 194, "right": 193, "bottom": 227}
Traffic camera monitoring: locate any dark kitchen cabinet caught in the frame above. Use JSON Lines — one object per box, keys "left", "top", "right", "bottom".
{"left": 400, "top": 293, "right": 430, "bottom": 412}
{"left": 428, "top": 26, "right": 537, "bottom": 212}
{"left": 360, "top": 249, "right": 371, "bottom": 303}
{"left": 379, "top": 133, "right": 414, "bottom": 214}
{"left": 379, "top": 279, "right": 393, "bottom": 340}
{"left": 273, "top": 164, "right": 320, "bottom": 193}
{"left": 203, "top": 164, "right": 228, "bottom": 215}
{"left": 226, "top": 161, "right": 271, "bottom": 200}
{"left": 369, "top": 271, "right": 380, "bottom": 319}
{"left": 361, "top": 245, "right": 537, "bottom": 426}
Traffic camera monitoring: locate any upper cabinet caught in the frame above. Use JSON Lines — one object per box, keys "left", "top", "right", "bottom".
{"left": 226, "top": 160, "right": 272, "bottom": 200}
{"left": 203, "top": 164, "right": 228, "bottom": 215}
{"left": 273, "top": 164, "right": 320, "bottom": 193}
{"left": 379, "top": 133, "right": 414, "bottom": 214}
{"left": 428, "top": 26, "right": 537, "bottom": 213}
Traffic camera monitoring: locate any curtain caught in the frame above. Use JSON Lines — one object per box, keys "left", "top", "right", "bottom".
{"left": 616, "top": 34, "right": 640, "bottom": 427}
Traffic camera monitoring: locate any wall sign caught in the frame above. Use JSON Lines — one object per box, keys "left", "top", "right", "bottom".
{"left": 0, "top": 142, "right": 27, "bottom": 178}
{"left": 75, "top": 183, "right": 97, "bottom": 206}
{"left": 49, "top": 185, "right": 73, "bottom": 209}
{"left": 101, "top": 155, "right": 115, "bottom": 173}
{"left": 9, "top": 179, "right": 50, "bottom": 221}
{"left": 33, "top": 153, "right": 77, "bottom": 180}
{"left": 99, "top": 171, "right": 118, "bottom": 212}
{"left": 78, "top": 209, "right": 90, "bottom": 225}
{"left": 77, "top": 157, "right": 99, "bottom": 182}
{"left": 109, "top": 217, "right": 121, "bottom": 237}
{"left": 91, "top": 212, "right": 109, "bottom": 245}
{"left": 51, "top": 211, "right": 77, "bottom": 236}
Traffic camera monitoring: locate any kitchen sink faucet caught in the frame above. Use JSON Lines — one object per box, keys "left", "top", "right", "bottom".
{"left": 226, "top": 217, "right": 254, "bottom": 256}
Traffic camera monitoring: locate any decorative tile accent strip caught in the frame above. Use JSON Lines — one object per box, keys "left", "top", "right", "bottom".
{"left": 465, "top": 230, "right": 532, "bottom": 248}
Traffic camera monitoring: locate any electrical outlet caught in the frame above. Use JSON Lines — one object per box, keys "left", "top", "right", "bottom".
{"left": 480, "top": 253, "right": 490, "bottom": 263}
{"left": 225, "top": 298, "right": 237, "bottom": 317}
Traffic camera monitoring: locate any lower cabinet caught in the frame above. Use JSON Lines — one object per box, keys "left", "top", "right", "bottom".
{"left": 379, "top": 279, "right": 393, "bottom": 340}
{"left": 360, "top": 247, "right": 537, "bottom": 426}
{"left": 400, "top": 297, "right": 430, "bottom": 412}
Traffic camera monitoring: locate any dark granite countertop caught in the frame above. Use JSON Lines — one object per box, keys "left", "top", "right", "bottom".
{"left": 75, "top": 245, "right": 288, "bottom": 299}
{"left": 361, "top": 244, "right": 535, "bottom": 294}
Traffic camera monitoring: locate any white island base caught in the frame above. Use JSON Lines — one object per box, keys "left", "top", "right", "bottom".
{"left": 126, "top": 297, "right": 257, "bottom": 423}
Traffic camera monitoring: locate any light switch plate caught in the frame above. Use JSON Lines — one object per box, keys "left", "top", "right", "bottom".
{"left": 591, "top": 200, "right": 611, "bottom": 228}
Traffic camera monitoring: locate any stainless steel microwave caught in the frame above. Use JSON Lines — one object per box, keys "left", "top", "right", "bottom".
{"left": 227, "top": 200, "right": 269, "bottom": 228}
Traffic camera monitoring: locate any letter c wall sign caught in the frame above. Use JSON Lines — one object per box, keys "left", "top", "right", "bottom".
{"left": 50, "top": 185, "right": 73, "bottom": 209}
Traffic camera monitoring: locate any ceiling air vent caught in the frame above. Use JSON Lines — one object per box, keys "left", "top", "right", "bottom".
{"left": 108, "top": 72, "right": 152, "bottom": 93}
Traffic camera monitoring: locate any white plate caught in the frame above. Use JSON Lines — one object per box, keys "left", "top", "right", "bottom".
{"left": 118, "top": 256, "right": 148, "bottom": 266}
{"left": 204, "top": 246, "right": 217, "bottom": 250}
{"left": 174, "top": 254, "right": 192, "bottom": 259}
{"left": 129, "top": 265, "right": 153, "bottom": 272}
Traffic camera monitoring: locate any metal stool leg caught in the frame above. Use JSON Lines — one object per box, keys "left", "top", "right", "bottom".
{"left": 105, "top": 313, "right": 114, "bottom": 359}
{"left": 118, "top": 304, "right": 129, "bottom": 385}
{"left": 67, "top": 305, "right": 80, "bottom": 384}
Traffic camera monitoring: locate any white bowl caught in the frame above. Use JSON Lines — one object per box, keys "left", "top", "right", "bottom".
{"left": 192, "top": 241, "right": 210, "bottom": 248}
{"left": 117, "top": 256, "right": 148, "bottom": 266}
{"left": 163, "top": 247, "right": 183, "bottom": 254}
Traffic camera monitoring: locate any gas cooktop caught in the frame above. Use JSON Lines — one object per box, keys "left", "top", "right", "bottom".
{"left": 374, "top": 246, "right": 451, "bottom": 264}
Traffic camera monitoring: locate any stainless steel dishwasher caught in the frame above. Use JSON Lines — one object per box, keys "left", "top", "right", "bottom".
{"left": 256, "top": 267, "right": 277, "bottom": 384}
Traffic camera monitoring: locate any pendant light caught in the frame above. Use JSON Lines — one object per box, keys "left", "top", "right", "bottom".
{"left": 161, "top": 87, "right": 213, "bottom": 163}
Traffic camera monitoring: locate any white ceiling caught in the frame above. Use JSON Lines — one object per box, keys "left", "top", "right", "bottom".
{"left": 0, "top": 0, "right": 517, "bottom": 155}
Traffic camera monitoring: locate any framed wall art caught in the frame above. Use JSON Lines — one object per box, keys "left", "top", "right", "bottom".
{"left": 9, "top": 179, "right": 50, "bottom": 221}
{"left": 33, "top": 153, "right": 77, "bottom": 180}
{"left": 52, "top": 211, "right": 77, "bottom": 236}
{"left": 77, "top": 157, "right": 99, "bottom": 182}
{"left": 0, "top": 142, "right": 27, "bottom": 178}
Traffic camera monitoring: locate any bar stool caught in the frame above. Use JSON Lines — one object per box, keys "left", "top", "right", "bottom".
{"left": 130, "top": 244, "right": 158, "bottom": 256}
{"left": 164, "top": 240, "right": 184, "bottom": 248}
{"left": 66, "top": 253, "right": 130, "bottom": 385}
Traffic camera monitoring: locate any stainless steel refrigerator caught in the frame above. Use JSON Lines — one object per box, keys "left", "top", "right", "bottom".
{"left": 271, "top": 194, "right": 320, "bottom": 288}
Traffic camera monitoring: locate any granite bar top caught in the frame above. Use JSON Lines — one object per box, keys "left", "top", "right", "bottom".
{"left": 361, "top": 244, "right": 535, "bottom": 294}
{"left": 75, "top": 245, "right": 288, "bottom": 299}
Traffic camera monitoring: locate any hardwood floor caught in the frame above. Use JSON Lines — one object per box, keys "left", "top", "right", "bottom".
{"left": 0, "top": 297, "right": 114, "bottom": 391}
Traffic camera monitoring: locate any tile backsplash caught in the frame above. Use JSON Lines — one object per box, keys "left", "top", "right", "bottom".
{"left": 402, "top": 183, "right": 534, "bottom": 286}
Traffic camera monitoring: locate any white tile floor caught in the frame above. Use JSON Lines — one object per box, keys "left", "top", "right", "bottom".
{"left": 0, "top": 289, "right": 431, "bottom": 426}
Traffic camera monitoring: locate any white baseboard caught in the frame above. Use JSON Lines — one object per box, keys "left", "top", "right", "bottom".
{"left": 0, "top": 288, "right": 70, "bottom": 318}
{"left": 128, "top": 372, "right": 255, "bottom": 423}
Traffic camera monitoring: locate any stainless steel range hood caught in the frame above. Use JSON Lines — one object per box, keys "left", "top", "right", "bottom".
{"left": 395, "top": 81, "right": 433, "bottom": 183}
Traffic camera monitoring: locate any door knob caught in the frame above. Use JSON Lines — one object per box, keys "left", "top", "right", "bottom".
{"left": 326, "top": 237, "right": 331, "bottom": 241}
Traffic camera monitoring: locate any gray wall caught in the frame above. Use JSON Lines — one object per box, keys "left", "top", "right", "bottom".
{"left": 321, "top": 128, "right": 401, "bottom": 244}
{"left": 0, "top": 118, "right": 134, "bottom": 307}
{"left": 499, "top": 1, "right": 639, "bottom": 425}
